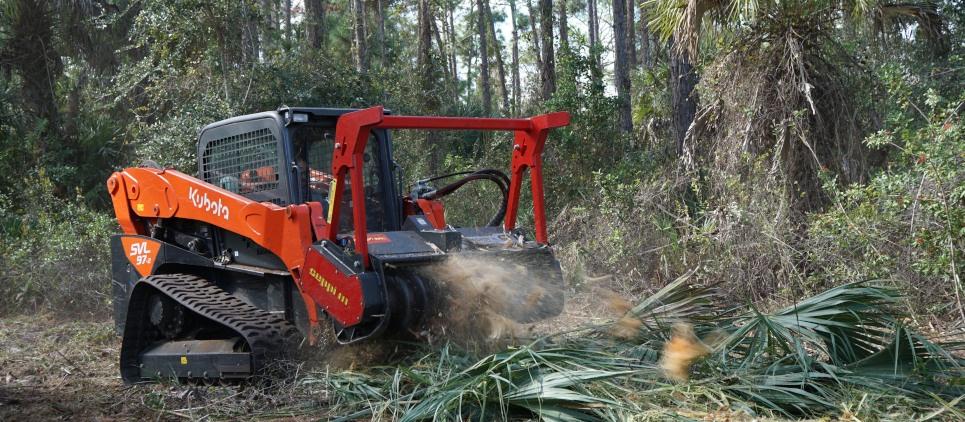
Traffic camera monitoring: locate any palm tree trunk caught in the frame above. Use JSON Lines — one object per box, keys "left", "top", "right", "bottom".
{"left": 613, "top": 0, "right": 632, "bottom": 132}
{"left": 538, "top": 0, "right": 555, "bottom": 100}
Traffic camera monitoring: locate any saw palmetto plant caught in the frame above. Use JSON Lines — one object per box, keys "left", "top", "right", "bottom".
{"left": 293, "top": 274, "right": 965, "bottom": 421}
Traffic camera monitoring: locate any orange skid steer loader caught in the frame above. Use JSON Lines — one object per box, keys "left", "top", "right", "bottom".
{"left": 107, "top": 106, "right": 569, "bottom": 383}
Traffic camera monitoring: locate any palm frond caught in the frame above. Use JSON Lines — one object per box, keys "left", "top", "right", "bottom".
{"left": 717, "top": 282, "right": 900, "bottom": 369}
{"left": 303, "top": 279, "right": 964, "bottom": 420}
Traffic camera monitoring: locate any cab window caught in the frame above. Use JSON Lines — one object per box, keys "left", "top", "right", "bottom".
{"left": 291, "top": 126, "right": 386, "bottom": 232}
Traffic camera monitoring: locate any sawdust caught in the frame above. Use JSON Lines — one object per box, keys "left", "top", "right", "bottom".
{"left": 594, "top": 287, "right": 644, "bottom": 339}
{"left": 602, "top": 291, "right": 633, "bottom": 315}
{"left": 418, "top": 255, "right": 563, "bottom": 352}
{"left": 611, "top": 315, "right": 644, "bottom": 339}
{"left": 659, "top": 323, "right": 712, "bottom": 382}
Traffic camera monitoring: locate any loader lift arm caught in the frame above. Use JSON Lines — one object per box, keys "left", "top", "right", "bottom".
{"left": 328, "top": 106, "right": 570, "bottom": 268}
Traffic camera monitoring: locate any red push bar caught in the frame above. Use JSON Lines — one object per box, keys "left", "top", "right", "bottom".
{"left": 326, "top": 106, "right": 570, "bottom": 268}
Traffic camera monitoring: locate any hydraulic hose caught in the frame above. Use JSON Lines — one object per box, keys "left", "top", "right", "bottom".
{"left": 416, "top": 169, "right": 510, "bottom": 227}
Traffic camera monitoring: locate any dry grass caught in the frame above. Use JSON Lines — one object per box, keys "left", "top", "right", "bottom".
{"left": 0, "top": 315, "right": 159, "bottom": 420}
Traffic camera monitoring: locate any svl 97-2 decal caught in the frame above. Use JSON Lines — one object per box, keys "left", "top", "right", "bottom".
{"left": 120, "top": 237, "right": 161, "bottom": 277}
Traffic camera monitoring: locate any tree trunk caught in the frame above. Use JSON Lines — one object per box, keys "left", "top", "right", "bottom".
{"left": 261, "top": 0, "right": 275, "bottom": 29}
{"left": 526, "top": 0, "right": 543, "bottom": 73}
{"left": 465, "top": 1, "right": 476, "bottom": 103}
{"left": 353, "top": 0, "right": 368, "bottom": 73}
{"left": 419, "top": 0, "right": 441, "bottom": 172}
{"left": 613, "top": 0, "right": 632, "bottom": 132}
{"left": 538, "top": 0, "right": 555, "bottom": 101}
{"left": 431, "top": 15, "right": 452, "bottom": 85}
{"left": 626, "top": 0, "right": 636, "bottom": 67}
{"left": 587, "top": 0, "right": 600, "bottom": 81}
{"left": 305, "top": 0, "right": 326, "bottom": 49}
{"left": 476, "top": 0, "right": 492, "bottom": 115}
{"left": 242, "top": 0, "right": 260, "bottom": 63}
{"left": 284, "top": 0, "right": 292, "bottom": 43}
{"left": 484, "top": 0, "right": 509, "bottom": 113}
{"left": 260, "top": 0, "right": 275, "bottom": 52}
{"left": 418, "top": 0, "right": 432, "bottom": 78}
{"left": 376, "top": 0, "right": 386, "bottom": 67}
{"left": 509, "top": 0, "right": 521, "bottom": 114}
{"left": 638, "top": 2, "right": 651, "bottom": 68}
{"left": 587, "top": 0, "right": 597, "bottom": 51}
{"left": 447, "top": 4, "right": 458, "bottom": 87}
{"left": 557, "top": 0, "right": 568, "bottom": 52}
{"left": 669, "top": 37, "right": 697, "bottom": 155}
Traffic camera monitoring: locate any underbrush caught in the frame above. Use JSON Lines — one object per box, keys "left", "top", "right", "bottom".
{"left": 0, "top": 175, "right": 115, "bottom": 318}
{"left": 554, "top": 67, "right": 963, "bottom": 324}
{"left": 115, "top": 277, "right": 965, "bottom": 421}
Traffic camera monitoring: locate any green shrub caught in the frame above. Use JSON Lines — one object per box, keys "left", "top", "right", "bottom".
{"left": 809, "top": 79, "right": 964, "bottom": 315}
{"left": 0, "top": 174, "right": 116, "bottom": 317}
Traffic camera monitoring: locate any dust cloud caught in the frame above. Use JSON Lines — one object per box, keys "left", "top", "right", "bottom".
{"left": 418, "top": 254, "right": 560, "bottom": 352}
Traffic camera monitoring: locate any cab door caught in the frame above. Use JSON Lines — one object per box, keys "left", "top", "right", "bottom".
{"left": 287, "top": 124, "right": 399, "bottom": 233}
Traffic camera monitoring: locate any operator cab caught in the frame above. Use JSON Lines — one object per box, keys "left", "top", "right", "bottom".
{"left": 197, "top": 107, "right": 400, "bottom": 233}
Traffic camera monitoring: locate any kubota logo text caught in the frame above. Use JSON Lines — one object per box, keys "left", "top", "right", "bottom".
{"left": 188, "top": 187, "right": 230, "bottom": 220}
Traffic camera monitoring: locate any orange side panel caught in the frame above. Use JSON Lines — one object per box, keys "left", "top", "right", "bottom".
{"left": 301, "top": 247, "right": 365, "bottom": 326}
{"left": 108, "top": 167, "right": 331, "bottom": 335}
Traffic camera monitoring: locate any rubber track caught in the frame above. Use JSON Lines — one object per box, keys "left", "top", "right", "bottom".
{"left": 120, "top": 273, "right": 300, "bottom": 383}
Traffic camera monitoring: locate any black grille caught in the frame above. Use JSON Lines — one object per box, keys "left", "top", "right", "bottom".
{"left": 201, "top": 128, "right": 279, "bottom": 194}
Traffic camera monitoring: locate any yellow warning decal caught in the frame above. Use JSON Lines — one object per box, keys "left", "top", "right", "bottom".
{"left": 308, "top": 267, "right": 350, "bottom": 306}
{"left": 180, "top": 356, "right": 188, "bottom": 365}
{"left": 136, "top": 203, "right": 145, "bottom": 212}
{"left": 327, "top": 178, "right": 339, "bottom": 223}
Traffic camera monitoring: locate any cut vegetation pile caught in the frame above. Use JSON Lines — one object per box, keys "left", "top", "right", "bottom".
{"left": 302, "top": 274, "right": 965, "bottom": 420}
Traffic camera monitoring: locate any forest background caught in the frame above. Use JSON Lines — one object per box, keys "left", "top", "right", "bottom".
{"left": 0, "top": 0, "right": 963, "bottom": 419}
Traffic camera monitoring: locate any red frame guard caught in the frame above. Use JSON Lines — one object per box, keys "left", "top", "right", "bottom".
{"left": 325, "top": 106, "right": 570, "bottom": 268}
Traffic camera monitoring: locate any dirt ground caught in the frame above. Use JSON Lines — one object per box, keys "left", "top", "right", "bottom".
{"left": 0, "top": 316, "right": 167, "bottom": 420}
{"left": 0, "top": 313, "right": 364, "bottom": 421}
{"left": 0, "top": 287, "right": 613, "bottom": 421}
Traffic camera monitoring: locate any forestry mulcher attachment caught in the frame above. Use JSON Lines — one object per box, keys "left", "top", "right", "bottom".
{"left": 107, "top": 106, "right": 569, "bottom": 383}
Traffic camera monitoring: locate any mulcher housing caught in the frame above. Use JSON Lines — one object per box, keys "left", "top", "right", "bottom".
{"left": 108, "top": 106, "right": 569, "bottom": 383}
